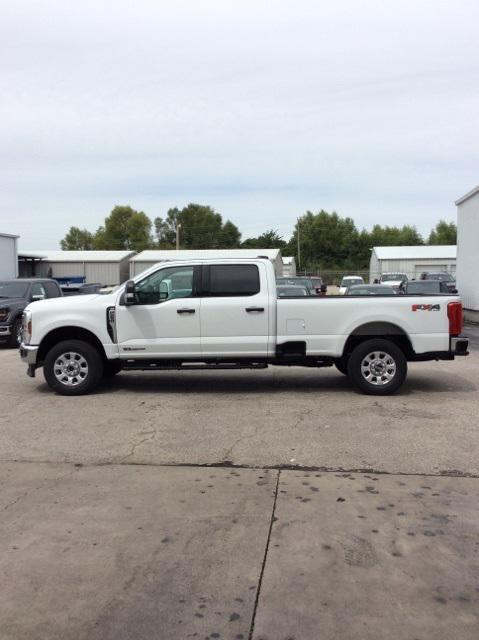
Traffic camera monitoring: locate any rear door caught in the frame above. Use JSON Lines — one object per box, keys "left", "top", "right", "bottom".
{"left": 200, "top": 263, "right": 270, "bottom": 357}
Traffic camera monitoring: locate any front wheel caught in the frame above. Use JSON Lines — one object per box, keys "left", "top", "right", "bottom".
{"left": 347, "top": 339, "right": 407, "bottom": 395}
{"left": 43, "top": 340, "right": 104, "bottom": 395}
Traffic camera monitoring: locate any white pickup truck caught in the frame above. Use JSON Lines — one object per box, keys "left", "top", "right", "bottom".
{"left": 20, "top": 258, "right": 468, "bottom": 396}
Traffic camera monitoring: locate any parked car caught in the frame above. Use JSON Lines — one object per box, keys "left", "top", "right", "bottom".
{"left": 403, "top": 280, "right": 454, "bottom": 295}
{"left": 0, "top": 279, "right": 62, "bottom": 347}
{"left": 379, "top": 273, "right": 408, "bottom": 290}
{"left": 61, "top": 283, "right": 103, "bottom": 296}
{"left": 338, "top": 276, "right": 364, "bottom": 294}
{"left": 277, "top": 285, "right": 309, "bottom": 297}
{"left": 345, "top": 284, "right": 397, "bottom": 295}
{"left": 310, "top": 276, "right": 327, "bottom": 295}
{"left": 419, "top": 272, "right": 457, "bottom": 293}
{"left": 20, "top": 258, "right": 468, "bottom": 396}
{"left": 276, "top": 277, "right": 315, "bottom": 294}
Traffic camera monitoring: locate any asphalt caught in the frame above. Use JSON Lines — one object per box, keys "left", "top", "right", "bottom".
{"left": 0, "top": 338, "right": 478, "bottom": 639}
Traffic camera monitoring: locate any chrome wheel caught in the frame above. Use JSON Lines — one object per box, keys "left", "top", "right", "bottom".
{"left": 361, "top": 351, "right": 396, "bottom": 386}
{"left": 53, "top": 351, "right": 89, "bottom": 387}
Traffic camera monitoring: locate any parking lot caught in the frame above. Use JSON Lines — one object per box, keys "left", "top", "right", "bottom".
{"left": 1, "top": 325, "right": 479, "bottom": 639}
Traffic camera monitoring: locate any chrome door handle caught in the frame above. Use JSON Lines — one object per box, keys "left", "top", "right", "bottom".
{"left": 245, "top": 307, "right": 264, "bottom": 313}
{"left": 177, "top": 308, "right": 196, "bottom": 314}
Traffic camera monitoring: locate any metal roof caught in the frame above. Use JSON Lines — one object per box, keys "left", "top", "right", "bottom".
{"left": 131, "top": 249, "right": 282, "bottom": 262}
{"left": 0, "top": 232, "right": 19, "bottom": 239}
{"left": 21, "top": 250, "right": 136, "bottom": 262}
{"left": 455, "top": 185, "right": 479, "bottom": 206}
{"left": 373, "top": 245, "right": 457, "bottom": 260}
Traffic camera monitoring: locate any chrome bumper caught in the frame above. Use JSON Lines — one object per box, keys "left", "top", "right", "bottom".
{"left": 20, "top": 344, "right": 39, "bottom": 377}
{"left": 451, "top": 336, "right": 469, "bottom": 356}
{"left": 0, "top": 325, "right": 12, "bottom": 337}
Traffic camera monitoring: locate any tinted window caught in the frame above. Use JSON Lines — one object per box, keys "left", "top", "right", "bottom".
{"left": 208, "top": 265, "right": 260, "bottom": 296}
{"left": 136, "top": 266, "right": 194, "bottom": 304}
{"left": 31, "top": 282, "right": 46, "bottom": 299}
{"left": 407, "top": 281, "right": 440, "bottom": 294}
{"left": 44, "top": 281, "right": 61, "bottom": 298}
{"left": 0, "top": 281, "right": 29, "bottom": 298}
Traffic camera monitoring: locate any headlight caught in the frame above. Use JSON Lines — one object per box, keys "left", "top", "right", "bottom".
{"left": 22, "top": 310, "right": 32, "bottom": 344}
{"left": 0, "top": 307, "right": 10, "bottom": 322}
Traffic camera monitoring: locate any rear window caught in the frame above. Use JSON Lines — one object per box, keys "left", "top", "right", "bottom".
{"left": 208, "top": 265, "right": 260, "bottom": 297}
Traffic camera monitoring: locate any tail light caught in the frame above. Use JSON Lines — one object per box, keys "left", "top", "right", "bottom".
{"left": 447, "top": 301, "right": 463, "bottom": 337}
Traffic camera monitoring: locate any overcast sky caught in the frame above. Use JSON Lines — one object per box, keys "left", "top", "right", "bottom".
{"left": 1, "top": 0, "right": 478, "bottom": 249}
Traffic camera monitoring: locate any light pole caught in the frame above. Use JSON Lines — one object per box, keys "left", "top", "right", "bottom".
{"left": 176, "top": 223, "right": 181, "bottom": 250}
{"left": 297, "top": 218, "right": 301, "bottom": 272}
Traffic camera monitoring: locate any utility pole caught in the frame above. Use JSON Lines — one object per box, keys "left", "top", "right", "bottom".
{"left": 297, "top": 218, "right": 301, "bottom": 272}
{"left": 176, "top": 223, "right": 181, "bottom": 250}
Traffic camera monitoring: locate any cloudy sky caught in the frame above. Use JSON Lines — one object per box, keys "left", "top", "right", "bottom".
{"left": 1, "top": 0, "right": 478, "bottom": 248}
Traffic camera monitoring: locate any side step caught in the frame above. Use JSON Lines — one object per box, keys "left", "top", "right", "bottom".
{"left": 122, "top": 361, "right": 269, "bottom": 371}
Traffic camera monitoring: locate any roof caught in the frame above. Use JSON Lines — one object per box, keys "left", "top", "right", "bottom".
{"left": 21, "top": 250, "right": 136, "bottom": 262}
{"left": 373, "top": 245, "right": 457, "bottom": 260}
{"left": 0, "top": 232, "right": 19, "bottom": 239}
{"left": 455, "top": 185, "right": 479, "bottom": 206}
{"left": 282, "top": 256, "right": 295, "bottom": 265}
{"left": 18, "top": 252, "right": 47, "bottom": 260}
{"left": 131, "top": 249, "right": 282, "bottom": 262}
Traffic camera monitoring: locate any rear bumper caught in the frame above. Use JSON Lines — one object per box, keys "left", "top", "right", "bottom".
{"left": 451, "top": 336, "right": 469, "bottom": 356}
{"left": 409, "top": 336, "right": 469, "bottom": 362}
{"left": 20, "top": 344, "right": 39, "bottom": 377}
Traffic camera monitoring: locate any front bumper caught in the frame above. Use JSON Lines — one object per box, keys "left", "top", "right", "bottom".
{"left": 451, "top": 336, "right": 469, "bottom": 356}
{"left": 0, "top": 325, "right": 12, "bottom": 340}
{"left": 20, "top": 343, "right": 39, "bottom": 377}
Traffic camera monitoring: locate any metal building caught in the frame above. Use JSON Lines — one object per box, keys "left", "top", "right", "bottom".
{"left": 369, "top": 245, "right": 457, "bottom": 283}
{"left": 21, "top": 251, "right": 135, "bottom": 286}
{"left": 282, "top": 256, "right": 297, "bottom": 277}
{"left": 0, "top": 232, "right": 19, "bottom": 279}
{"left": 456, "top": 185, "right": 479, "bottom": 321}
{"left": 130, "top": 249, "right": 284, "bottom": 277}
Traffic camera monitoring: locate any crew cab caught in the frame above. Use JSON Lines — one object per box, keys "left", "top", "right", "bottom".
{"left": 20, "top": 259, "right": 468, "bottom": 396}
{"left": 0, "top": 278, "right": 62, "bottom": 347}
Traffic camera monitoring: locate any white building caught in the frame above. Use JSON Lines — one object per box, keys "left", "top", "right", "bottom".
{"left": 0, "top": 233, "right": 19, "bottom": 279}
{"left": 130, "top": 249, "right": 284, "bottom": 277}
{"left": 369, "top": 245, "right": 457, "bottom": 283}
{"left": 282, "top": 256, "right": 297, "bottom": 277}
{"left": 456, "top": 185, "right": 479, "bottom": 321}
{"left": 20, "top": 251, "right": 135, "bottom": 285}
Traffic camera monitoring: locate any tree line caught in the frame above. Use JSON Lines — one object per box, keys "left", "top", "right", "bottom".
{"left": 60, "top": 204, "right": 457, "bottom": 271}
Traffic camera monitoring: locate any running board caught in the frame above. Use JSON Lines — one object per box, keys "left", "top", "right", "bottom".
{"left": 122, "top": 361, "right": 269, "bottom": 371}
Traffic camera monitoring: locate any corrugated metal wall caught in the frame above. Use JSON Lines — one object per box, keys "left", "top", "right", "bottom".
{"left": 370, "top": 258, "right": 456, "bottom": 282}
{"left": 0, "top": 236, "right": 18, "bottom": 279}
{"left": 457, "top": 195, "right": 479, "bottom": 310}
{"left": 36, "top": 260, "right": 129, "bottom": 285}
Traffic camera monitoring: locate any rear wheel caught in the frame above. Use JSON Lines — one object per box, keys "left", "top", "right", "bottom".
{"left": 347, "top": 339, "right": 407, "bottom": 395}
{"left": 43, "top": 340, "right": 103, "bottom": 395}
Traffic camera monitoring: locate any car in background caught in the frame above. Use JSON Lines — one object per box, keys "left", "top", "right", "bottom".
{"left": 419, "top": 271, "right": 457, "bottom": 293}
{"left": 345, "top": 284, "right": 397, "bottom": 296}
{"left": 0, "top": 278, "right": 62, "bottom": 347}
{"left": 277, "top": 285, "right": 310, "bottom": 297}
{"left": 338, "top": 276, "right": 364, "bottom": 294}
{"left": 61, "top": 283, "right": 103, "bottom": 296}
{"left": 310, "top": 276, "right": 328, "bottom": 295}
{"left": 379, "top": 272, "right": 408, "bottom": 290}
{"left": 276, "top": 277, "right": 315, "bottom": 294}
{"left": 403, "top": 280, "right": 454, "bottom": 295}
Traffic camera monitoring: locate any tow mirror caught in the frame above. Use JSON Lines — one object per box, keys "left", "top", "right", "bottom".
{"left": 124, "top": 280, "right": 137, "bottom": 306}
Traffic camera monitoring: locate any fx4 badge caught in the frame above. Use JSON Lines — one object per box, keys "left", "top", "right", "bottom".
{"left": 412, "top": 304, "right": 441, "bottom": 311}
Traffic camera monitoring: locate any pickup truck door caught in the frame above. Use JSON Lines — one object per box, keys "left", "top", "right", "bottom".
{"left": 200, "top": 263, "right": 270, "bottom": 357}
{"left": 115, "top": 265, "right": 201, "bottom": 358}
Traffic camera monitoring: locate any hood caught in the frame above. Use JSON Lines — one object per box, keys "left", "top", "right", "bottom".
{"left": 26, "top": 292, "right": 116, "bottom": 314}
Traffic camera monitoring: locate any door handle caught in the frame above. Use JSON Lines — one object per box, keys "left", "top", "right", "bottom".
{"left": 177, "top": 308, "right": 196, "bottom": 314}
{"left": 245, "top": 307, "right": 264, "bottom": 313}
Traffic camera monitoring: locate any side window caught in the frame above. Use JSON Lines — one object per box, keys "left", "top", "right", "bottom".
{"left": 31, "top": 282, "right": 46, "bottom": 299}
{"left": 43, "top": 282, "right": 61, "bottom": 298}
{"left": 207, "top": 265, "right": 260, "bottom": 297}
{"left": 135, "top": 266, "right": 194, "bottom": 305}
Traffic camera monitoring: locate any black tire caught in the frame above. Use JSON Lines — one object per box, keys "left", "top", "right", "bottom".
{"left": 43, "top": 340, "right": 104, "bottom": 395}
{"left": 335, "top": 357, "right": 349, "bottom": 376}
{"left": 103, "top": 361, "right": 122, "bottom": 378}
{"left": 8, "top": 316, "right": 22, "bottom": 348}
{"left": 347, "top": 338, "right": 407, "bottom": 395}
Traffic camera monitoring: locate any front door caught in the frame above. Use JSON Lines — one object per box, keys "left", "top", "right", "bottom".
{"left": 115, "top": 265, "right": 201, "bottom": 358}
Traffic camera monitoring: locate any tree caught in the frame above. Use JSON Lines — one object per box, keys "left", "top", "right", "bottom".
{"left": 153, "top": 203, "right": 241, "bottom": 249}
{"left": 60, "top": 227, "right": 95, "bottom": 250}
{"left": 241, "top": 229, "right": 287, "bottom": 249}
{"left": 93, "top": 205, "right": 153, "bottom": 251}
{"left": 428, "top": 220, "right": 457, "bottom": 245}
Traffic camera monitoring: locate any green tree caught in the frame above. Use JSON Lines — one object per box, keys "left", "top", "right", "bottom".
{"left": 241, "top": 229, "right": 287, "bottom": 249}
{"left": 154, "top": 203, "right": 241, "bottom": 249}
{"left": 93, "top": 205, "right": 153, "bottom": 251}
{"left": 428, "top": 220, "right": 457, "bottom": 245}
{"left": 60, "top": 227, "right": 95, "bottom": 250}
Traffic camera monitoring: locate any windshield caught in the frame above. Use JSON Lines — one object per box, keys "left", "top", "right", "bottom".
{"left": 277, "top": 278, "right": 313, "bottom": 290}
{"left": 0, "top": 281, "right": 29, "bottom": 298}
{"left": 427, "top": 273, "right": 454, "bottom": 282}
{"left": 340, "top": 277, "right": 363, "bottom": 287}
{"left": 381, "top": 273, "right": 407, "bottom": 282}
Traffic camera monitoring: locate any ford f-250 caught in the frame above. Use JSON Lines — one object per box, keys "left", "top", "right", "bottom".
{"left": 19, "top": 258, "right": 469, "bottom": 396}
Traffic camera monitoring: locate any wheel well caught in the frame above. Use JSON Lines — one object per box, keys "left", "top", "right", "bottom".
{"left": 37, "top": 327, "right": 107, "bottom": 364}
{"left": 342, "top": 322, "right": 414, "bottom": 359}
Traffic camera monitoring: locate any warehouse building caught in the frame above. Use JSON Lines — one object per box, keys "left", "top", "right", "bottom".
{"left": 456, "top": 185, "right": 479, "bottom": 322}
{"left": 0, "top": 232, "right": 19, "bottom": 279}
{"left": 282, "top": 256, "right": 297, "bottom": 277}
{"left": 20, "top": 251, "right": 135, "bottom": 286}
{"left": 369, "top": 245, "right": 457, "bottom": 283}
{"left": 130, "top": 249, "right": 284, "bottom": 277}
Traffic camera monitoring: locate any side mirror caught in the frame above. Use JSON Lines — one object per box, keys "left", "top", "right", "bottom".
{"left": 124, "top": 280, "right": 137, "bottom": 306}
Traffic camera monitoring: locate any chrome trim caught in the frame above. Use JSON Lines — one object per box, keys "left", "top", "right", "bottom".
{"left": 20, "top": 344, "right": 39, "bottom": 365}
{"left": 0, "top": 325, "right": 12, "bottom": 336}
